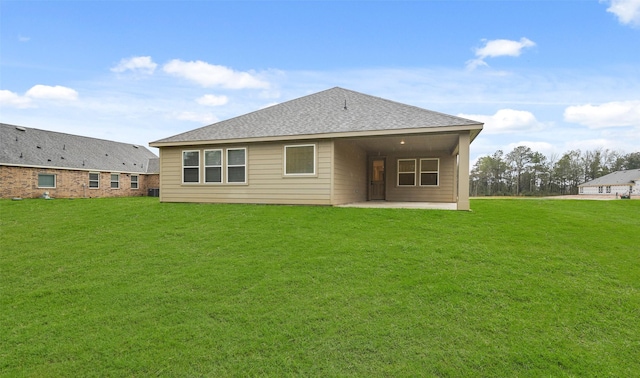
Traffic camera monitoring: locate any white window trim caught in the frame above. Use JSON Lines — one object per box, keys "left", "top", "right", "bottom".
{"left": 37, "top": 173, "right": 56, "bottom": 188}
{"left": 419, "top": 158, "right": 440, "bottom": 187}
{"left": 204, "top": 149, "right": 224, "bottom": 184}
{"left": 397, "top": 158, "right": 417, "bottom": 187}
{"left": 182, "top": 150, "right": 200, "bottom": 184}
{"left": 131, "top": 174, "right": 139, "bottom": 189}
{"left": 89, "top": 172, "right": 100, "bottom": 189}
{"left": 111, "top": 173, "right": 120, "bottom": 189}
{"left": 226, "top": 147, "right": 247, "bottom": 184}
{"left": 284, "top": 144, "right": 317, "bottom": 176}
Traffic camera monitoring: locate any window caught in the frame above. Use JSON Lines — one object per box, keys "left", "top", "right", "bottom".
{"left": 606, "top": 186, "right": 611, "bottom": 194}
{"left": 420, "top": 159, "right": 439, "bottom": 186}
{"left": 204, "top": 149, "right": 223, "bottom": 183}
{"left": 580, "top": 187, "right": 584, "bottom": 194}
{"left": 183, "top": 150, "right": 200, "bottom": 183}
{"left": 285, "top": 144, "right": 316, "bottom": 175}
{"left": 397, "top": 159, "right": 416, "bottom": 186}
{"left": 598, "top": 186, "right": 603, "bottom": 193}
{"left": 111, "top": 173, "right": 120, "bottom": 189}
{"left": 38, "top": 173, "right": 56, "bottom": 188}
{"left": 89, "top": 172, "right": 100, "bottom": 188}
{"left": 227, "top": 148, "right": 246, "bottom": 183}
{"left": 131, "top": 175, "right": 139, "bottom": 189}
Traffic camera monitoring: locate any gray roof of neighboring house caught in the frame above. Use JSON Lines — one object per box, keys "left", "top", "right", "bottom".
{"left": 579, "top": 169, "right": 640, "bottom": 187}
{"left": 1, "top": 123, "right": 159, "bottom": 174}
{"left": 151, "top": 87, "right": 483, "bottom": 145}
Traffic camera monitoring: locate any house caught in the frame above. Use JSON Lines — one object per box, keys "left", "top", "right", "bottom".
{"left": 149, "top": 87, "right": 483, "bottom": 210}
{"left": 578, "top": 169, "right": 640, "bottom": 197}
{"left": 0, "top": 123, "right": 159, "bottom": 199}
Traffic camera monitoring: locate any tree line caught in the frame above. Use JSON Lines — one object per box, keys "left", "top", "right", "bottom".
{"left": 470, "top": 147, "right": 640, "bottom": 197}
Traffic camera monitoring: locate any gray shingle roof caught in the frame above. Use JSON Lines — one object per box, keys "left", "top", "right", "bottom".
{"left": 579, "top": 169, "right": 640, "bottom": 187}
{"left": 151, "top": 87, "right": 482, "bottom": 145}
{"left": 1, "top": 123, "right": 159, "bottom": 174}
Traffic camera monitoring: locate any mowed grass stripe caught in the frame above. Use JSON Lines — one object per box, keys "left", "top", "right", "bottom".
{"left": 1, "top": 198, "right": 638, "bottom": 376}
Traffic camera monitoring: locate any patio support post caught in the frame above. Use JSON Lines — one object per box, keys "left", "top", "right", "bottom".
{"left": 457, "top": 131, "right": 470, "bottom": 211}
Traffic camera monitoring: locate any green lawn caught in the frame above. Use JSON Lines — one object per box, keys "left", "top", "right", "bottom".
{"left": 1, "top": 198, "right": 638, "bottom": 376}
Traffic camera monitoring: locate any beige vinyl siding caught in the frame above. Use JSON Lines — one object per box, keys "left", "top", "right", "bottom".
{"left": 385, "top": 152, "right": 455, "bottom": 202}
{"left": 332, "top": 140, "right": 367, "bottom": 205}
{"left": 158, "top": 140, "right": 333, "bottom": 205}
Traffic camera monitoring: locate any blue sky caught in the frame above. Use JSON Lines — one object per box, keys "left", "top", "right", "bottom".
{"left": 1, "top": 0, "right": 639, "bottom": 164}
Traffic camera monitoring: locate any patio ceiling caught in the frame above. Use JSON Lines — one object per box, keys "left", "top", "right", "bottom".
{"left": 344, "top": 132, "right": 461, "bottom": 155}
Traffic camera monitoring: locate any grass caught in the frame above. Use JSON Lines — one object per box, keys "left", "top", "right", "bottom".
{"left": 1, "top": 197, "right": 639, "bottom": 376}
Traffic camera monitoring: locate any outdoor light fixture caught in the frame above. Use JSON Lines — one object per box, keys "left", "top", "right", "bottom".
{"left": 400, "top": 140, "right": 405, "bottom": 145}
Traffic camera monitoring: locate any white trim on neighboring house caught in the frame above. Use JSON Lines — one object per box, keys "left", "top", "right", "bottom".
{"left": 284, "top": 144, "right": 317, "bottom": 177}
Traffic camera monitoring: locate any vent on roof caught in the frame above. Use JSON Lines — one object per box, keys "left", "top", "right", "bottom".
{"left": 37, "top": 145, "right": 42, "bottom": 149}
{"left": 16, "top": 126, "right": 26, "bottom": 131}
{"left": 133, "top": 145, "right": 139, "bottom": 149}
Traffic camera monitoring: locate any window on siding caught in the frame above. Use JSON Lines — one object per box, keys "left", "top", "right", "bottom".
{"left": 183, "top": 150, "right": 200, "bottom": 183}
{"left": 598, "top": 186, "right": 603, "bottom": 193}
{"left": 131, "top": 175, "right": 139, "bottom": 189}
{"left": 227, "top": 148, "right": 246, "bottom": 183}
{"left": 420, "top": 159, "right": 439, "bottom": 186}
{"left": 89, "top": 172, "right": 100, "bottom": 188}
{"left": 111, "top": 173, "right": 120, "bottom": 189}
{"left": 38, "top": 173, "right": 56, "bottom": 188}
{"left": 204, "top": 149, "right": 223, "bottom": 183}
{"left": 397, "top": 159, "right": 416, "bottom": 186}
{"left": 606, "top": 186, "right": 611, "bottom": 193}
{"left": 285, "top": 144, "right": 316, "bottom": 175}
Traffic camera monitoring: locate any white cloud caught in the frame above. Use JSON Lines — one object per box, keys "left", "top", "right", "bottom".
{"left": 172, "top": 111, "right": 218, "bottom": 124}
{"left": 111, "top": 56, "right": 157, "bottom": 74}
{"left": 458, "top": 109, "right": 544, "bottom": 134}
{"left": 467, "top": 38, "right": 536, "bottom": 70}
{"left": 196, "top": 94, "right": 228, "bottom": 106}
{"left": 605, "top": 0, "right": 640, "bottom": 27}
{"left": 18, "top": 35, "right": 30, "bottom": 42}
{"left": 163, "top": 59, "right": 269, "bottom": 89}
{"left": 0, "top": 90, "right": 33, "bottom": 108}
{"left": 25, "top": 85, "right": 79, "bottom": 100}
{"left": 563, "top": 100, "right": 640, "bottom": 128}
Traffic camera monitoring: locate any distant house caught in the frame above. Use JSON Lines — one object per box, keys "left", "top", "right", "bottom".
{"left": 150, "top": 87, "right": 483, "bottom": 210}
{"left": 0, "top": 123, "right": 159, "bottom": 199}
{"left": 578, "top": 169, "right": 640, "bottom": 197}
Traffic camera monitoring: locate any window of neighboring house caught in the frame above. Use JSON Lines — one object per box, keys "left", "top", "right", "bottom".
{"left": 89, "top": 172, "right": 100, "bottom": 188}
{"left": 131, "top": 175, "right": 139, "bottom": 189}
{"left": 606, "top": 186, "right": 611, "bottom": 194}
{"left": 204, "top": 149, "right": 223, "bottom": 183}
{"left": 227, "top": 148, "right": 246, "bottom": 183}
{"left": 38, "top": 173, "right": 56, "bottom": 188}
{"left": 598, "top": 186, "right": 603, "bottom": 193}
{"left": 111, "top": 173, "right": 120, "bottom": 189}
{"left": 397, "top": 159, "right": 416, "bottom": 186}
{"left": 284, "top": 144, "right": 316, "bottom": 175}
{"left": 579, "top": 187, "right": 584, "bottom": 194}
{"left": 183, "top": 150, "right": 200, "bottom": 183}
{"left": 419, "top": 158, "right": 439, "bottom": 186}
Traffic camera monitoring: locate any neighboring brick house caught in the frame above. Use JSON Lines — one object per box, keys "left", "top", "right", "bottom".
{"left": 1, "top": 123, "right": 159, "bottom": 199}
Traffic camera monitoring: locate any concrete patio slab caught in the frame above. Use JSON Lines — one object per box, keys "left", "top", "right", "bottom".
{"left": 337, "top": 201, "right": 457, "bottom": 210}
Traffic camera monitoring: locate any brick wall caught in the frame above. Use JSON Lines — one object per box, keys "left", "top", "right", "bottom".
{"left": 0, "top": 165, "right": 159, "bottom": 199}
